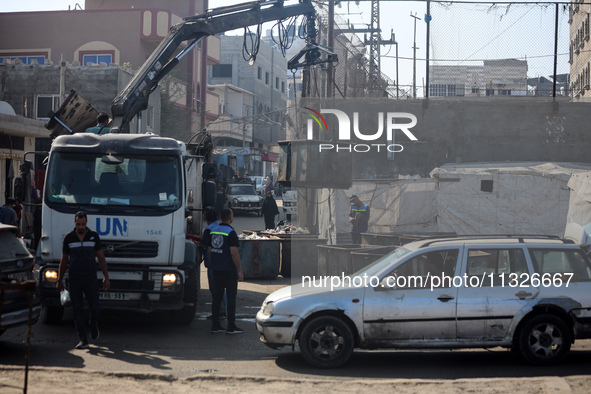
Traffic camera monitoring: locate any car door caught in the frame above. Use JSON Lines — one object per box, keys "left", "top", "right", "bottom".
{"left": 363, "top": 247, "right": 461, "bottom": 342}
{"left": 456, "top": 245, "right": 539, "bottom": 341}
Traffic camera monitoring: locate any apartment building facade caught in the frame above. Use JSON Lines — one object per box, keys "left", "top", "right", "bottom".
{"left": 429, "top": 60, "right": 528, "bottom": 97}
{"left": 0, "top": 0, "right": 221, "bottom": 135}
{"left": 569, "top": 0, "right": 591, "bottom": 101}
{"left": 208, "top": 35, "right": 288, "bottom": 149}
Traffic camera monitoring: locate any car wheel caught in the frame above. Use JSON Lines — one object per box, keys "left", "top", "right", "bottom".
{"left": 518, "top": 314, "right": 571, "bottom": 365}
{"left": 170, "top": 267, "right": 199, "bottom": 325}
{"left": 40, "top": 303, "right": 64, "bottom": 325}
{"left": 299, "top": 315, "right": 354, "bottom": 368}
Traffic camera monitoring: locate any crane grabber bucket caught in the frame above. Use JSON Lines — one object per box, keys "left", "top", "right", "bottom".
{"left": 287, "top": 10, "right": 338, "bottom": 71}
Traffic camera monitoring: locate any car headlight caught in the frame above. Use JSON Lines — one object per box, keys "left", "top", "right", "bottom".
{"left": 163, "top": 273, "right": 178, "bottom": 287}
{"left": 44, "top": 269, "right": 58, "bottom": 283}
{"left": 233, "top": 198, "right": 239, "bottom": 204}
{"left": 262, "top": 301, "right": 275, "bottom": 316}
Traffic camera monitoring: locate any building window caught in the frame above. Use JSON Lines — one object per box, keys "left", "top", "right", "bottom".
{"left": 0, "top": 55, "right": 46, "bottom": 65}
{"left": 471, "top": 87, "right": 479, "bottom": 94}
{"left": 275, "top": 77, "right": 280, "bottom": 89}
{"left": 82, "top": 53, "right": 113, "bottom": 66}
{"left": 499, "top": 89, "right": 511, "bottom": 96}
{"left": 212, "top": 64, "right": 232, "bottom": 78}
{"left": 146, "top": 106, "right": 154, "bottom": 130}
{"left": 429, "top": 84, "right": 447, "bottom": 97}
{"left": 36, "top": 95, "right": 60, "bottom": 120}
{"left": 257, "top": 66, "right": 262, "bottom": 80}
{"left": 265, "top": 72, "right": 270, "bottom": 85}
{"left": 281, "top": 81, "right": 286, "bottom": 93}
{"left": 481, "top": 180, "right": 493, "bottom": 192}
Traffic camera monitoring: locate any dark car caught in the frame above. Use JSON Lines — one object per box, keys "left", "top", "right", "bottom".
{"left": 0, "top": 224, "right": 40, "bottom": 336}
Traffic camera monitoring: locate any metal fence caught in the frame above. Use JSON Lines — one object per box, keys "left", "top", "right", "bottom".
{"left": 305, "top": 1, "right": 572, "bottom": 99}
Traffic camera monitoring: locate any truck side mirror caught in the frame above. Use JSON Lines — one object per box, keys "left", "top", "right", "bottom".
{"left": 202, "top": 181, "right": 216, "bottom": 207}
{"left": 14, "top": 177, "right": 26, "bottom": 202}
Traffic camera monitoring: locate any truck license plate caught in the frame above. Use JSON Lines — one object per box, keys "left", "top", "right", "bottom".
{"left": 99, "top": 292, "right": 129, "bottom": 300}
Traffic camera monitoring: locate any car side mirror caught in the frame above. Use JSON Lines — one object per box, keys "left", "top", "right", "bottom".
{"left": 376, "top": 276, "right": 397, "bottom": 291}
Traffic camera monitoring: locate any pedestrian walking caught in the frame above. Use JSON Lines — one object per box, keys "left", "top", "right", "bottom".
{"left": 203, "top": 208, "right": 244, "bottom": 334}
{"left": 57, "top": 211, "right": 110, "bottom": 349}
{"left": 349, "top": 195, "right": 370, "bottom": 244}
{"left": 260, "top": 191, "right": 279, "bottom": 230}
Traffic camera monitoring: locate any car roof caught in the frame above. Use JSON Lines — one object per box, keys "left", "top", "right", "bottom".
{"left": 403, "top": 235, "right": 579, "bottom": 251}
{"left": 0, "top": 223, "right": 18, "bottom": 233}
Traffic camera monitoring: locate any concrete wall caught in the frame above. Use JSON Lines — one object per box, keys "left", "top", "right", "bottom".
{"left": 0, "top": 64, "right": 160, "bottom": 133}
{"left": 300, "top": 97, "right": 591, "bottom": 179}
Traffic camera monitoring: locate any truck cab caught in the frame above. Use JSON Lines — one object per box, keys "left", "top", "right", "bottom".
{"left": 36, "top": 133, "right": 204, "bottom": 324}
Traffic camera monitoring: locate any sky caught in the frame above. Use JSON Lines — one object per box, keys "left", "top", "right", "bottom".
{"left": 0, "top": 0, "right": 79, "bottom": 12}
{"left": 1, "top": 1, "right": 569, "bottom": 97}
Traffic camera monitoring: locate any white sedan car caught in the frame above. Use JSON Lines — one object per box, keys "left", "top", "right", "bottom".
{"left": 256, "top": 236, "right": 591, "bottom": 368}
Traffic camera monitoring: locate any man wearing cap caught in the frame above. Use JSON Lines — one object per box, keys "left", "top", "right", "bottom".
{"left": 349, "top": 195, "right": 370, "bottom": 244}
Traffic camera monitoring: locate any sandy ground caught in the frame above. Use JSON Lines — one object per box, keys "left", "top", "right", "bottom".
{"left": 1, "top": 366, "right": 591, "bottom": 394}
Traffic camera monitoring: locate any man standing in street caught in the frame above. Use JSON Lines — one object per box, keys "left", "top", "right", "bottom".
{"left": 85, "top": 112, "right": 111, "bottom": 135}
{"left": 200, "top": 209, "right": 226, "bottom": 320}
{"left": 205, "top": 208, "right": 244, "bottom": 334}
{"left": 57, "top": 211, "right": 110, "bottom": 349}
{"left": 261, "top": 191, "right": 279, "bottom": 230}
{"left": 349, "top": 195, "right": 370, "bottom": 244}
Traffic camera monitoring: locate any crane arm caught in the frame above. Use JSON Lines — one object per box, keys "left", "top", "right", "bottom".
{"left": 110, "top": 0, "right": 315, "bottom": 133}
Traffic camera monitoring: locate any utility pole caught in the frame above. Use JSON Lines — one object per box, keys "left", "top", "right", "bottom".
{"left": 425, "top": 1, "right": 431, "bottom": 98}
{"left": 410, "top": 12, "right": 421, "bottom": 99}
{"left": 368, "top": 0, "right": 381, "bottom": 82}
{"left": 327, "top": 0, "right": 335, "bottom": 98}
{"left": 393, "top": 32, "right": 399, "bottom": 99}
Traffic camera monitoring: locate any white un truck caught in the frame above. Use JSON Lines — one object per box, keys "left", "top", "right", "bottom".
{"left": 32, "top": 0, "right": 317, "bottom": 324}
{"left": 36, "top": 133, "right": 213, "bottom": 324}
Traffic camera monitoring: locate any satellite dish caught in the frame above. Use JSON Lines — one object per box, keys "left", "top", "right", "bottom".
{"left": 0, "top": 101, "right": 16, "bottom": 116}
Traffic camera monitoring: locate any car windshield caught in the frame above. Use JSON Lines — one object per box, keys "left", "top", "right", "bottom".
{"left": 229, "top": 185, "right": 257, "bottom": 195}
{"left": 0, "top": 230, "right": 31, "bottom": 262}
{"left": 45, "top": 151, "right": 183, "bottom": 211}
{"left": 351, "top": 246, "right": 413, "bottom": 278}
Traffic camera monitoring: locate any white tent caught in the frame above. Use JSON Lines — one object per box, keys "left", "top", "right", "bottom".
{"left": 430, "top": 162, "right": 591, "bottom": 236}
{"left": 564, "top": 172, "right": 591, "bottom": 246}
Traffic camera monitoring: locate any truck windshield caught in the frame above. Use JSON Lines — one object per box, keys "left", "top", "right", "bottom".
{"left": 45, "top": 152, "right": 182, "bottom": 210}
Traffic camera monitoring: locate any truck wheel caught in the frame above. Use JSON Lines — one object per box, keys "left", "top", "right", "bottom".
{"left": 170, "top": 268, "right": 199, "bottom": 325}
{"left": 518, "top": 314, "right": 571, "bottom": 365}
{"left": 40, "top": 304, "right": 64, "bottom": 325}
{"left": 299, "top": 315, "right": 354, "bottom": 368}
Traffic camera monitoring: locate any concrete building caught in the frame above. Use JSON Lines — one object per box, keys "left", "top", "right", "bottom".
{"left": 0, "top": 0, "right": 221, "bottom": 136}
{"left": 0, "top": 102, "right": 48, "bottom": 233}
{"left": 207, "top": 84, "right": 254, "bottom": 147}
{"left": 208, "top": 35, "right": 288, "bottom": 149}
{"left": 0, "top": 64, "right": 160, "bottom": 133}
{"left": 429, "top": 59, "right": 528, "bottom": 97}
{"left": 569, "top": 1, "right": 591, "bottom": 101}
